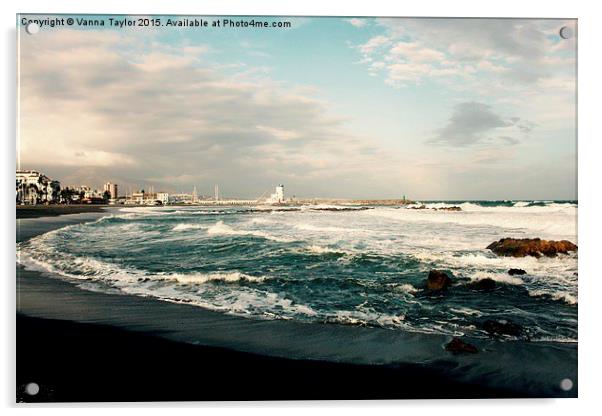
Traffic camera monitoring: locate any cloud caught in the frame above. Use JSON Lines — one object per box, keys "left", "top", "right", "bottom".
{"left": 346, "top": 18, "right": 367, "bottom": 28}
{"left": 428, "top": 102, "right": 529, "bottom": 147}
{"left": 355, "top": 18, "right": 576, "bottom": 92}
{"left": 358, "top": 35, "right": 390, "bottom": 55}
{"left": 255, "top": 125, "right": 301, "bottom": 141}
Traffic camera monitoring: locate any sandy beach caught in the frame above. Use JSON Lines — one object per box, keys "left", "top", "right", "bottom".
{"left": 16, "top": 204, "right": 108, "bottom": 219}
{"left": 16, "top": 208, "right": 578, "bottom": 401}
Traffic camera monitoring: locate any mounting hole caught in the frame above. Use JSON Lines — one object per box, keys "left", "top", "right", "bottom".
{"left": 559, "top": 26, "right": 573, "bottom": 40}
{"left": 25, "top": 382, "right": 40, "bottom": 396}
{"left": 26, "top": 22, "right": 40, "bottom": 35}
{"left": 560, "top": 378, "right": 573, "bottom": 391}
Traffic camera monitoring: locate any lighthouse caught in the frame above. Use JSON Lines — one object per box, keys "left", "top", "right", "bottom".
{"left": 275, "top": 184, "right": 284, "bottom": 203}
{"left": 267, "top": 184, "right": 285, "bottom": 204}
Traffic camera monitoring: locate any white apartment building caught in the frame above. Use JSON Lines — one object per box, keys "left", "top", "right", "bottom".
{"left": 16, "top": 170, "right": 61, "bottom": 204}
{"left": 156, "top": 192, "right": 170, "bottom": 205}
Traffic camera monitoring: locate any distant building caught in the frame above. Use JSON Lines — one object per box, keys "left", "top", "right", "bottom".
{"left": 131, "top": 190, "right": 146, "bottom": 204}
{"left": 169, "top": 193, "right": 193, "bottom": 204}
{"left": 156, "top": 192, "right": 170, "bottom": 205}
{"left": 73, "top": 185, "right": 101, "bottom": 199}
{"left": 16, "top": 170, "right": 60, "bottom": 205}
{"left": 125, "top": 189, "right": 170, "bottom": 205}
{"left": 267, "top": 184, "right": 285, "bottom": 204}
{"left": 103, "top": 182, "right": 118, "bottom": 200}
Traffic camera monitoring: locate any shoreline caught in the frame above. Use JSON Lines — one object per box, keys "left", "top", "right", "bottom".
{"left": 16, "top": 210, "right": 578, "bottom": 401}
{"left": 16, "top": 204, "right": 108, "bottom": 219}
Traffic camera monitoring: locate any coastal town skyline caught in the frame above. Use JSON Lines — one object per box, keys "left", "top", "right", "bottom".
{"left": 18, "top": 16, "right": 577, "bottom": 200}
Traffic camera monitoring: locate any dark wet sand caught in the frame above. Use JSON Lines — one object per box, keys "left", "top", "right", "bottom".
{"left": 16, "top": 212, "right": 578, "bottom": 402}
{"left": 18, "top": 313, "right": 523, "bottom": 402}
{"left": 16, "top": 204, "right": 108, "bottom": 219}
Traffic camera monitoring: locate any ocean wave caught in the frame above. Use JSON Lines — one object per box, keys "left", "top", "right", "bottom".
{"left": 19, "top": 234, "right": 267, "bottom": 287}
{"left": 163, "top": 271, "right": 267, "bottom": 284}
{"left": 391, "top": 283, "right": 419, "bottom": 295}
{"left": 448, "top": 307, "right": 484, "bottom": 317}
{"left": 326, "top": 309, "right": 406, "bottom": 329}
{"left": 294, "top": 223, "right": 360, "bottom": 233}
{"left": 528, "top": 289, "right": 577, "bottom": 305}
{"left": 17, "top": 203, "right": 577, "bottom": 340}
{"left": 206, "top": 220, "right": 293, "bottom": 242}
{"left": 118, "top": 207, "right": 172, "bottom": 216}
{"left": 172, "top": 223, "right": 206, "bottom": 231}
{"left": 304, "top": 245, "right": 347, "bottom": 255}
{"left": 467, "top": 271, "right": 524, "bottom": 285}
{"left": 364, "top": 205, "right": 577, "bottom": 239}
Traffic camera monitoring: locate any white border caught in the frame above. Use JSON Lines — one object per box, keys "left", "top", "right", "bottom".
{"left": 2, "top": 0, "right": 601, "bottom": 414}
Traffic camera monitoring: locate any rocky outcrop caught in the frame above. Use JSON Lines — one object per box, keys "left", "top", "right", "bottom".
{"left": 436, "top": 206, "right": 462, "bottom": 211}
{"left": 468, "top": 278, "right": 496, "bottom": 291}
{"left": 425, "top": 270, "right": 452, "bottom": 291}
{"left": 410, "top": 205, "right": 427, "bottom": 210}
{"left": 482, "top": 319, "right": 522, "bottom": 337}
{"left": 487, "top": 238, "right": 577, "bottom": 258}
{"left": 508, "top": 268, "right": 527, "bottom": 276}
{"left": 445, "top": 337, "right": 478, "bottom": 354}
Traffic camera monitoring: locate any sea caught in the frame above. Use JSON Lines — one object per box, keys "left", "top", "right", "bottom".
{"left": 17, "top": 200, "right": 578, "bottom": 343}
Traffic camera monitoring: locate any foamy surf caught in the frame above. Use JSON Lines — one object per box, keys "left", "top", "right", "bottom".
{"left": 17, "top": 201, "right": 578, "bottom": 341}
{"left": 172, "top": 223, "right": 206, "bottom": 231}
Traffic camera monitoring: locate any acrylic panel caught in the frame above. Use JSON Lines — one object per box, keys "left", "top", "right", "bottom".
{"left": 16, "top": 14, "right": 578, "bottom": 402}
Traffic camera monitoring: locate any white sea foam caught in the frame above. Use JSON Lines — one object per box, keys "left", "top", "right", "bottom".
{"left": 165, "top": 272, "right": 266, "bottom": 284}
{"left": 449, "top": 307, "right": 484, "bottom": 317}
{"left": 328, "top": 309, "right": 406, "bottom": 328}
{"left": 392, "top": 283, "right": 419, "bottom": 294}
{"left": 364, "top": 204, "right": 577, "bottom": 241}
{"left": 19, "top": 234, "right": 267, "bottom": 286}
{"left": 172, "top": 223, "right": 206, "bottom": 231}
{"left": 249, "top": 217, "right": 273, "bottom": 225}
{"left": 206, "top": 220, "right": 293, "bottom": 242}
{"left": 294, "top": 223, "right": 358, "bottom": 233}
{"left": 528, "top": 289, "right": 577, "bottom": 305}
{"left": 305, "top": 245, "right": 345, "bottom": 255}
{"left": 468, "top": 271, "right": 524, "bottom": 285}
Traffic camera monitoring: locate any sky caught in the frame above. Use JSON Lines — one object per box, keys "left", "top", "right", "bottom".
{"left": 18, "top": 16, "right": 577, "bottom": 200}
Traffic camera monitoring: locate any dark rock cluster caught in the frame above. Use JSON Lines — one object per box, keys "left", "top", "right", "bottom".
{"left": 487, "top": 238, "right": 577, "bottom": 258}
{"left": 425, "top": 270, "right": 453, "bottom": 291}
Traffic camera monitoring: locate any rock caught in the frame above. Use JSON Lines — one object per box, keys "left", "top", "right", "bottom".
{"left": 410, "top": 204, "right": 427, "bottom": 210}
{"left": 486, "top": 238, "right": 577, "bottom": 258}
{"left": 508, "top": 268, "right": 527, "bottom": 276}
{"left": 482, "top": 319, "right": 522, "bottom": 337}
{"left": 445, "top": 337, "right": 478, "bottom": 354}
{"left": 468, "top": 278, "right": 496, "bottom": 291}
{"left": 437, "top": 206, "right": 462, "bottom": 211}
{"left": 425, "top": 270, "right": 452, "bottom": 291}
